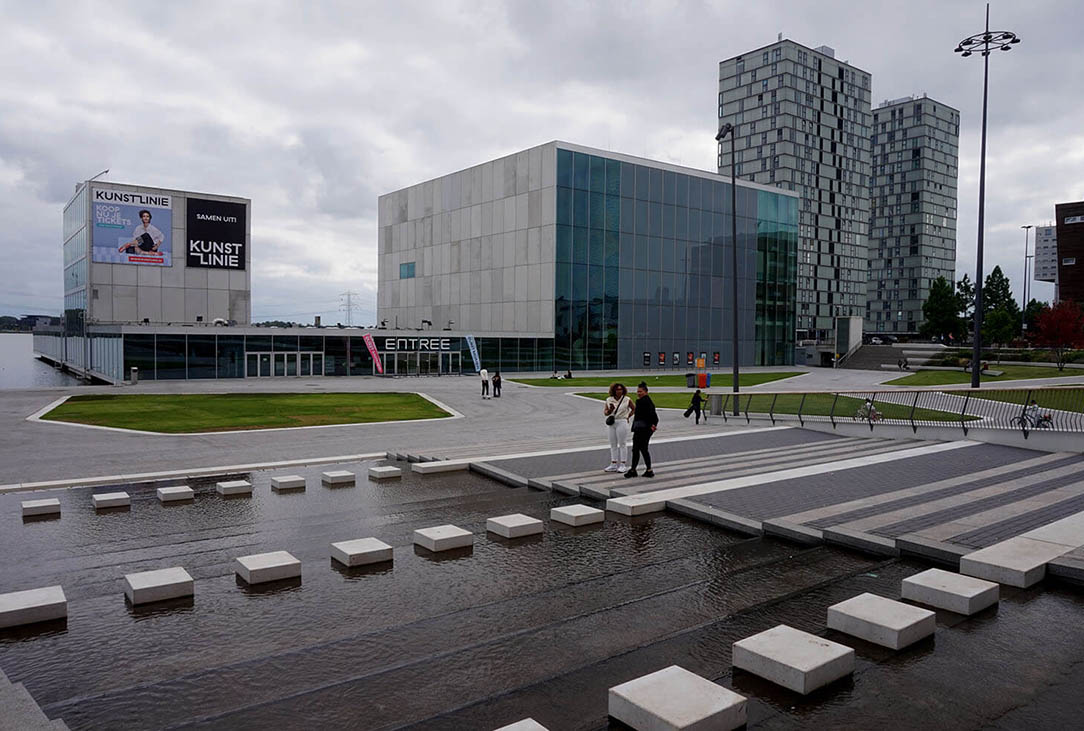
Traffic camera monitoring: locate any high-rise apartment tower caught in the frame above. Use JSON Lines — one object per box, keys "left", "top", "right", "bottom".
{"left": 866, "top": 95, "right": 959, "bottom": 334}
{"left": 719, "top": 39, "right": 872, "bottom": 341}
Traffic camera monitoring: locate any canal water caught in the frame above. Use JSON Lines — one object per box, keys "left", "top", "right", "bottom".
{"left": 1, "top": 460, "right": 1082, "bottom": 729}
{"left": 0, "top": 332, "right": 82, "bottom": 389}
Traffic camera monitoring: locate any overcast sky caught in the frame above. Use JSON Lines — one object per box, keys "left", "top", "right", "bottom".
{"left": 2, "top": 0, "right": 1081, "bottom": 324}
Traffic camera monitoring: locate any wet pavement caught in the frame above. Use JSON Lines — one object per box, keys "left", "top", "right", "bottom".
{"left": 1, "top": 462, "right": 1082, "bottom": 729}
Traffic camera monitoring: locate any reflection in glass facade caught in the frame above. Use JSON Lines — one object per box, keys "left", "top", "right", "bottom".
{"left": 555, "top": 148, "right": 795, "bottom": 367}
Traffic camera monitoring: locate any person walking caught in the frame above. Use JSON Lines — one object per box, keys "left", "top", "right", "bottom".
{"left": 625, "top": 381, "right": 658, "bottom": 478}
{"left": 492, "top": 371, "right": 502, "bottom": 398}
{"left": 602, "top": 382, "right": 632, "bottom": 473}
{"left": 687, "top": 389, "right": 706, "bottom": 425}
{"left": 479, "top": 367, "right": 490, "bottom": 399}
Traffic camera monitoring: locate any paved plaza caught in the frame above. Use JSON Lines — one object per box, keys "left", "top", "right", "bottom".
{"left": 1, "top": 367, "right": 1083, "bottom": 729}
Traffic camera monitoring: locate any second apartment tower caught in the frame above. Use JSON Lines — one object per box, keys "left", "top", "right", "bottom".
{"left": 719, "top": 39, "right": 872, "bottom": 342}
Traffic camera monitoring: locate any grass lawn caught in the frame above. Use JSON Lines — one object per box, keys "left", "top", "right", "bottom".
{"left": 947, "top": 388, "right": 1084, "bottom": 415}
{"left": 885, "top": 365, "right": 1084, "bottom": 387}
{"left": 42, "top": 392, "right": 451, "bottom": 433}
{"left": 513, "top": 372, "right": 804, "bottom": 388}
{"left": 576, "top": 392, "right": 973, "bottom": 422}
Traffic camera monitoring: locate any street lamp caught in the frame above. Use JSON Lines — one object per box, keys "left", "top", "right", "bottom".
{"left": 955, "top": 3, "right": 1020, "bottom": 388}
{"left": 1021, "top": 224, "right": 1033, "bottom": 310}
{"left": 716, "top": 122, "right": 740, "bottom": 415}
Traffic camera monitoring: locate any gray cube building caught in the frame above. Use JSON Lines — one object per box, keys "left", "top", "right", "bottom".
{"left": 718, "top": 40, "right": 872, "bottom": 343}
{"left": 378, "top": 141, "right": 798, "bottom": 370}
{"left": 866, "top": 95, "right": 960, "bottom": 334}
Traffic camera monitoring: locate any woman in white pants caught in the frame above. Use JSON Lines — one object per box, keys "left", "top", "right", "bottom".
{"left": 603, "top": 382, "right": 632, "bottom": 472}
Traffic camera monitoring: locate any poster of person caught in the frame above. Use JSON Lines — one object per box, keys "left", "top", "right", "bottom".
{"left": 90, "top": 188, "right": 172, "bottom": 266}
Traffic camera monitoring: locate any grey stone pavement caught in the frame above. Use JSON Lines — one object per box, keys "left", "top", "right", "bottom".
{"left": 2, "top": 363, "right": 1081, "bottom": 487}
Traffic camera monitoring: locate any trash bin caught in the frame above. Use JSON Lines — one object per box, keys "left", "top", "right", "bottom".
{"left": 697, "top": 373, "right": 707, "bottom": 389}
{"left": 685, "top": 373, "right": 696, "bottom": 388}
{"left": 130, "top": 367, "right": 139, "bottom": 384}
{"left": 709, "top": 393, "right": 723, "bottom": 415}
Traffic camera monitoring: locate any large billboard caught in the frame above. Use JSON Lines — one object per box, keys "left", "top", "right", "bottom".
{"left": 91, "top": 189, "right": 172, "bottom": 266}
{"left": 187, "top": 198, "right": 246, "bottom": 270}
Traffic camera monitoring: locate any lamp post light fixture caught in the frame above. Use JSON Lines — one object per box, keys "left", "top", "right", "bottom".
{"left": 955, "top": 3, "right": 1020, "bottom": 388}
{"left": 1021, "top": 224, "right": 1033, "bottom": 310}
{"left": 716, "top": 122, "right": 740, "bottom": 415}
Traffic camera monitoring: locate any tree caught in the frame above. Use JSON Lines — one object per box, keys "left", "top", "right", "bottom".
{"left": 1023, "top": 298, "right": 1049, "bottom": 335}
{"left": 920, "top": 276, "right": 962, "bottom": 340}
{"left": 982, "top": 266, "right": 1022, "bottom": 336}
{"left": 982, "top": 308, "right": 1016, "bottom": 361}
{"left": 956, "top": 274, "right": 975, "bottom": 336}
{"left": 1036, "top": 300, "right": 1084, "bottom": 371}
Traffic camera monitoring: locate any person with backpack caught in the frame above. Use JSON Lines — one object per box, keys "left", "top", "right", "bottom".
{"left": 625, "top": 381, "right": 658, "bottom": 478}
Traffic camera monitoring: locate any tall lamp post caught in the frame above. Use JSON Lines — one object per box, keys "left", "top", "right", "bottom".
{"left": 716, "top": 122, "right": 740, "bottom": 415}
{"left": 955, "top": 4, "right": 1020, "bottom": 388}
{"left": 1020, "top": 224, "right": 1033, "bottom": 311}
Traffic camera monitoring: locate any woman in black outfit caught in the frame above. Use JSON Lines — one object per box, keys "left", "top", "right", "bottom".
{"left": 625, "top": 381, "right": 658, "bottom": 478}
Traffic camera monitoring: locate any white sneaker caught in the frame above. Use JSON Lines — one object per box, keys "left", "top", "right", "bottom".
{"left": 618, "top": 463, "right": 627, "bottom": 473}
{"left": 604, "top": 463, "right": 620, "bottom": 472}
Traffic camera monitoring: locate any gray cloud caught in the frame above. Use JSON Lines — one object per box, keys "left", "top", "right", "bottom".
{"left": 0, "top": 0, "right": 1079, "bottom": 323}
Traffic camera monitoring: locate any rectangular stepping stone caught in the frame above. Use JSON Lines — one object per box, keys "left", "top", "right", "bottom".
{"left": 216, "top": 480, "right": 253, "bottom": 496}
{"left": 413, "top": 524, "right": 473, "bottom": 552}
{"left": 92, "top": 492, "right": 130, "bottom": 509}
{"left": 609, "top": 664, "right": 747, "bottom": 730}
{"left": 0, "top": 585, "right": 67, "bottom": 628}
{"left": 22, "top": 498, "right": 60, "bottom": 517}
{"left": 827, "top": 592, "right": 935, "bottom": 650}
{"left": 487, "top": 513, "right": 544, "bottom": 539}
{"left": 368, "top": 465, "right": 402, "bottom": 480}
{"left": 321, "top": 470, "right": 355, "bottom": 485}
{"left": 901, "top": 568, "right": 999, "bottom": 615}
{"left": 330, "top": 538, "right": 393, "bottom": 567}
{"left": 551, "top": 504, "right": 605, "bottom": 526}
{"left": 157, "top": 486, "right": 194, "bottom": 502}
{"left": 732, "top": 624, "right": 854, "bottom": 695}
{"left": 124, "top": 567, "right": 194, "bottom": 605}
{"left": 605, "top": 494, "right": 666, "bottom": 517}
{"left": 494, "top": 720, "right": 548, "bottom": 731}
{"left": 959, "top": 536, "right": 1071, "bottom": 588}
{"left": 234, "top": 551, "right": 302, "bottom": 584}
{"left": 271, "top": 475, "right": 306, "bottom": 491}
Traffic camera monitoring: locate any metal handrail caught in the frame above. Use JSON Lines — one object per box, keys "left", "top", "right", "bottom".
{"left": 704, "top": 385, "right": 1084, "bottom": 437}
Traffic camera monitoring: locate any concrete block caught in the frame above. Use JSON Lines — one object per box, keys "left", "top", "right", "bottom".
{"left": 827, "top": 592, "right": 935, "bottom": 650}
{"left": 412, "top": 460, "right": 469, "bottom": 474}
{"left": 605, "top": 495, "right": 666, "bottom": 516}
{"left": 157, "top": 486, "right": 194, "bottom": 502}
{"left": 234, "top": 550, "right": 302, "bottom": 584}
{"left": 823, "top": 526, "right": 899, "bottom": 556}
{"left": 959, "top": 536, "right": 1070, "bottom": 588}
{"left": 124, "top": 567, "right": 194, "bottom": 605}
{"left": 92, "top": 492, "right": 130, "bottom": 509}
{"left": 732, "top": 624, "right": 854, "bottom": 695}
{"left": 0, "top": 585, "right": 67, "bottom": 628}
{"left": 22, "top": 499, "right": 60, "bottom": 517}
{"left": 321, "top": 470, "right": 355, "bottom": 485}
{"left": 551, "top": 504, "right": 605, "bottom": 526}
{"left": 487, "top": 513, "right": 544, "bottom": 539}
{"left": 494, "top": 720, "right": 548, "bottom": 731}
{"left": 901, "top": 568, "right": 999, "bottom": 615}
{"left": 609, "top": 664, "right": 747, "bottom": 731}
{"left": 763, "top": 518, "right": 823, "bottom": 545}
{"left": 330, "top": 538, "right": 394, "bottom": 567}
{"left": 216, "top": 480, "right": 253, "bottom": 496}
{"left": 271, "top": 475, "right": 306, "bottom": 491}
{"left": 413, "top": 524, "right": 473, "bottom": 552}
{"left": 368, "top": 465, "right": 402, "bottom": 480}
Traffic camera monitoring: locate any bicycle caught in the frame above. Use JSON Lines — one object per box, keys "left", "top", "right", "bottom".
{"left": 1011, "top": 413, "right": 1053, "bottom": 429}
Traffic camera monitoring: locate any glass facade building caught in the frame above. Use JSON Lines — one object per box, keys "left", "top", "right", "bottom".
{"left": 379, "top": 141, "right": 797, "bottom": 372}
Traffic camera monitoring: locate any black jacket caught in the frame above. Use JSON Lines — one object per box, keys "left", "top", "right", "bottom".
{"left": 632, "top": 395, "right": 659, "bottom": 430}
